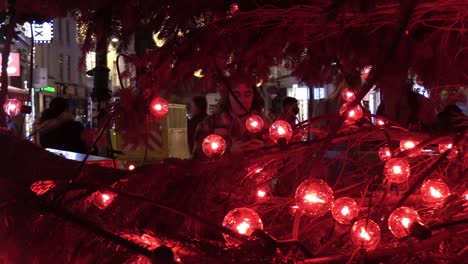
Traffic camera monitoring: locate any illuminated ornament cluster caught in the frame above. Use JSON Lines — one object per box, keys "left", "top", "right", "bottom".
{"left": 245, "top": 115, "right": 264, "bottom": 134}
{"left": 3, "top": 98, "right": 22, "bottom": 116}
{"left": 92, "top": 191, "right": 117, "bottom": 209}
{"left": 438, "top": 143, "right": 458, "bottom": 159}
{"left": 400, "top": 140, "right": 421, "bottom": 157}
{"left": 342, "top": 88, "right": 356, "bottom": 102}
{"left": 384, "top": 158, "right": 411, "bottom": 184}
{"left": 295, "top": 178, "right": 334, "bottom": 216}
{"left": 351, "top": 219, "right": 381, "bottom": 250}
{"left": 421, "top": 179, "right": 450, "bottom": 205}
{"left": 331, "top": 197, "right": 359, "bottom": 224}
{"left": 378, "top": 145, "right": 393, "bottom": 161}
{"left": 339, "top": 103, "right": 363, "bottom": 122}
{"left": 269, "top": 120, "right": 293, "bottom": 144}
{"left": 388, "top": 207, "right": 422, "bottom": 238}
{"left": 149, "top": 97, "right": 169, "bottom": 119}
{"left": 202, "top": 134, "right": 226, "bottom": 158}
{"left": 222, "top": 207, "right": 263, "bottom": 245}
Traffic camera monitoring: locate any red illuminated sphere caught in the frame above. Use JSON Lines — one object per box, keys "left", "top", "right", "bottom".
{"left": 388, "top": 207, "right": 422, "bottom": 238}
{"left": 92, "top": 191, "right": 117, "bottom": 209}
{"left": 384, "top": 158, "right": 411, "bottom": 184}
{"left": 421, "top": 179, "right": 450, "bottom": 205}
{"left": 245, "top": 115, "right": 264, "bottom": 133}
{"left": 3, "top": 98, "right": 22, "bottom": 116}
{"left": 202, "top": 134, "right": 226, "bottom": 157}
{"left": 378, "top": 146, "right": 393, "bottom": 161}
{"left": 331, "top": 197, "right": 360, "bottom": 224}
{"left": 399, "top": 140, "right": 421, "bottom": 157}
{"left": 341, "top": 88, "right": 356, "bottom": 102}
{"left": 339, "top": 103, "right": 363, "bottom": 122}
{"left": 222, "top": 207, "right": 263, "bottom": 245}
{"left": 269, "top": 120, "right": 293, "bottom": 144}
{"left": 351, "top": 219, "right": 381, "bottom": 250}
{"left": 149, "top": 97, "right": 169, "bottom": 119}
{"left": 295, "top": 178, "right": 334, "bottom": 216}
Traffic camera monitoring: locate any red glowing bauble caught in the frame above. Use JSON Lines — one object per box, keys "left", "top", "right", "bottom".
{"left": 269, "top": 120, "right": 293, "bottom": 144}
{"left": 3, "top": 98, "right": 22, "bottom": 116}
{"left": 388, "top": 207, "right": 422, "bottom": 238}
{"left": 400, "top": 140, "right": 421, "bottom": 157}
{"left": 92, "top": 191, "right": 117, "bottom": 209}
{"left": 202, "top": 134, "right": 226, "bottom": 157}
{"left": 351, "top": 219, "right": 381, "bottom": 250}
{"left": 342, "top": 88, "right": 356, "bottom": 102}
{"left": 339, "top": 103, "right": 363, "bottom": 122}
{"left": 384, "top": 158, "right": 411, "bottom": 184}
{"left": 295, "top": 178, "right": 334, "bottom": 216}
{"left": 421, "top": 179, "right": 450, "bottom": 205}
{"left": 378, "top": 146, "right": 393, "bottom": 161}
{"left": 222, "top": 207, "right": 263, "bottom": 245}
{"left": 438, "top": 143, "right": 458, "bottom": 159}
{"left": 149, "top": 97, "right": 169, "bottom": 119}
{"left": 245, "top": 115, "right": 264, "bottom": 133}
{"left": 331, "top": 197, "right": 359, "bottom": 224}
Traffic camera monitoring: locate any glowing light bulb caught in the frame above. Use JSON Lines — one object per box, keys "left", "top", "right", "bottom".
{"left": 295, "top": 179, "right": 334, "bottom": 216}
{"left": 378, "top": 146, "right": 392, "bottom": 161}
{"left": 149, "top": 97, "right": 169, "bottom": 119}
{"left": 342, "top": 88, "right": 356, "bottom": 102}
{"left": 3, "top": 98, "right": 22, "bottom": 116}
{"left": 351, "top": 219, "right": 381, "bottom": 250}
{"left": 245, "top": 115, "right": 264, "bottom": 133}
{"left": 128, "top": 164, "right": 135, "bottom": 171}
{"left": 388, "top": 207, "right": 422, "bottom": 238}
{"left": 339, "top": 103, "right": 363, "bottom": 122}
{"left": 269, "top": 120, "right": 293, "bottom": 144}
{"left": 384, "top": 158, "right": 411, "bottom": 184}
{"left": 222, "top": 207, "right": 263, "bottom": 245}
{"left": 400, "top": 140, "right": 421, "bottom": 157}
{"left": 421, "top": 179, "right": 450, "bottom": 205}
{"left": 331, "top": 197, "right": 360, "bottom": 224}
{"left": 92, "top": 191, "right": 117, "bottom": 209}
{"left": 202, "top": 134, "right": 226, "bottom": 158}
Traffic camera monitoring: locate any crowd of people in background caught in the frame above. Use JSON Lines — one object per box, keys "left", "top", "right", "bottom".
{"left": 2, "top": 77, "right": 464, "bottom": 158}
{"left": 187, "top": 75, "right": 466, "bottom": 158}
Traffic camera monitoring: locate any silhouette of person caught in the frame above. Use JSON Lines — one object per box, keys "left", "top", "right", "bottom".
{"left": 187, "top": 95, "right": 208, "bottom": 153}
{"left": 37, "top": 97, "right": 87, "bottom": 153}
{"left": 280, "top": 97, "right": 299, "bottom": 127}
